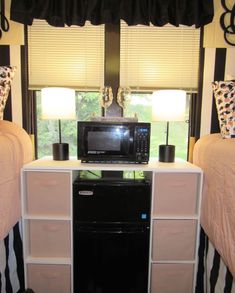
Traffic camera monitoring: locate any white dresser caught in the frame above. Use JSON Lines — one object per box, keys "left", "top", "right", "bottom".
{"left": 21, "top": 158, "right": 202, "bottom": 293}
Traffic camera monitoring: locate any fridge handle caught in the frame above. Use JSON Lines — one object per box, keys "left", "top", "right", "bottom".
{"left": 78, "top": 190, "right": 94, "bottom": 196}
{"left": 77, "top": 227, "right": 150, "bottom": 234}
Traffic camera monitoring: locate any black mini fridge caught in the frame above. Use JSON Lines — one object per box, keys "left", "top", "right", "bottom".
{"left": 73, "top": 171, "right": 151, "bottom": 293}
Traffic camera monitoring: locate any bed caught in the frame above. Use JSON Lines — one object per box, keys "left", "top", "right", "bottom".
{"left": 193, "top": 79, "right": 235, "bottom": 292}
{"left": 0, "top": 120, "right": 33, "bottom": 293}
{"left": 193, "top": 133, "right": 235, "bottom": 292}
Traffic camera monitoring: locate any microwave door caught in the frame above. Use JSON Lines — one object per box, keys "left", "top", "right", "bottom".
{"left": 85, "top": 126, "right": 132, "bottom": 158}
{"left": 77, "top": 121, "right": 150, "bottom": 163}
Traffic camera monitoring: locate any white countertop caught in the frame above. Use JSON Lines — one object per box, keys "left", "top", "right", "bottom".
{"left": 22, "top": 157, "right": 202, "bottom": 173}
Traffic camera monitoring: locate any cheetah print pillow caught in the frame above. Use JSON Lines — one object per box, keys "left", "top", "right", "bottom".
{"left": 0, "top": 66, "right": 17, "bottom": 120}
{"left": 212, "top": 80, "right": 235, "bottom": 138}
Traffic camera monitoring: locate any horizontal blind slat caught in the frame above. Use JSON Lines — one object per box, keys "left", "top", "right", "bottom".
{"left": 120, "top": 22, "right": 200, "bottom": 90}
{"left": 28, "top": 20, "right": 104, "bottom": 89}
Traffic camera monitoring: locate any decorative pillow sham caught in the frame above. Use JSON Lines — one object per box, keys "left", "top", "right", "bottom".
{"left": 0, "top": 66, "right": 17, "bottom": 120}
{"left": 212, "top": 80, "right": 235, "bottom": 138}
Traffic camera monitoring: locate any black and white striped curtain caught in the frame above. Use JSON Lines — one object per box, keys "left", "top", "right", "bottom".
{"left": 196, "top": 228, "right": 235, "bottom": 293}
{"left": 0, "top": 223, "right": 24, "bottom": 293}
{"left": 199, "top": 47, "right": 235, "bottom": 137}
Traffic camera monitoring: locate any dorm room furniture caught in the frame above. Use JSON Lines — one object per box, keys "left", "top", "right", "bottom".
{"left": 0, "top": 120, "right": 33, "bottom": 293}
{"left": 21, "top": 158, "right": 202, "bottom": 293}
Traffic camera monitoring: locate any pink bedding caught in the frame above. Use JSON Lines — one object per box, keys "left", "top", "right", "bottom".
{"left": 0, "top": 120, "right": 33, "bottom": 240}
{"left": 193, "top": 133, "right": 235, "bottom": 278}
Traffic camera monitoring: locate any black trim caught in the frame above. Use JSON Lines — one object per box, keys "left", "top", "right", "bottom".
{"left": 210, "top": 48, "right": 227, "bottom": 134}
{"left": 0, "top": 45, "right": 10, "bottom": 65}
{"left": 187, "top": 92, "right": 197, "bottom": 161}
{"left": 195, "top": 28, "right": 205, "bottom": 140}
{"left": 32, "top": 91, "right": 38, "bottom": 159}
{"left": 21, "top": 26, "right": 30, "bottom": 132}
{"left": 190, "top": 93, "right": 197, "bottom": 137}
{"left": 21, "top": 45, "right": 29, "bottom": 132}
{"left": 104, "top": 23, "right": 122, "bottom": 117}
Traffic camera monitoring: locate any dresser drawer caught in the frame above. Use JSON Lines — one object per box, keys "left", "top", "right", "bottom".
{"left": 28, "top": 220, "right": 71, "bottom": 258}
{"left": 152, "top": 220, "right": 197, "bottom": 261}
{"left": 153, "top": 173, "right": 198, "bottom": 216}
{"left": 151, "top": 263, "right": 194, "bottom": 293}
{"left": 27, "top": 264, "right": 71, "bottom": 293}
{"left": 25, "top": 172, "right": 70, "bottom": 216}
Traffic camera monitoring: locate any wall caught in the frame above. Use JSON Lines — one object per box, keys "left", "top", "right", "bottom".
{"left": 0, "top": 0, "right": 24, "bottom": 126}
{"left": 200, "top": 0, "right": 235, "bottom": 137}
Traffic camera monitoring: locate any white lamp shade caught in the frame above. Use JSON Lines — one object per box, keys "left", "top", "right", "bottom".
{"left": 152, "top": 90, "right": 186, "bottom": 122}
{"left": 41, "top": 87, "right": 76, "bottom": 120}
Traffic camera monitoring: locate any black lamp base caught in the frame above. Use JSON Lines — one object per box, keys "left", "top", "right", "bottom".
{"left": 159, "top": 144, "right": 175, "bottom": 162}
{"left": 52, "top": 143, "right": 69, "bottom": 161}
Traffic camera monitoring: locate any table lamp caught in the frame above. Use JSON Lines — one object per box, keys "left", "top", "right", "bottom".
{"left": 152, "top": 90, "right": 186, "bottom": 162}
{"left": 41, "top": 87, "right": 76, "bottom": 160}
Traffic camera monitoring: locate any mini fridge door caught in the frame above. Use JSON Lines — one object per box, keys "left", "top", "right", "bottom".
{"left": 73, "top": 179, "right": 151, "bottom": 223}
{"left": 73, "top": 223, "right": 150, "bottom": 293}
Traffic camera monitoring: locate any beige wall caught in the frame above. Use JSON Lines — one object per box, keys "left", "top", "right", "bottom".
{"left": 0, "top": 0, "right": 24, "bottom": 45}
{"left": 204, "top": 0, "right": 235, "bottom": 48}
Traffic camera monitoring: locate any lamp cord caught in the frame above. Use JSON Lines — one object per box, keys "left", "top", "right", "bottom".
{"left": 166, "top": 121, "right": 169, "bottom": 145}
{"left": 58, "top": 119, "right": 62, "bottom": 143}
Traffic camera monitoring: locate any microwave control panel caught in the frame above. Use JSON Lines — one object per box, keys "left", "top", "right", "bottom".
{"left": 134, "top": 126, "right": 150, "bottom": 162}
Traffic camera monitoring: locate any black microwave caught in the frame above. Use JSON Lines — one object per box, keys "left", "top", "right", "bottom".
{"left": 77, "top": 121, "right": 151, "bottom": 163}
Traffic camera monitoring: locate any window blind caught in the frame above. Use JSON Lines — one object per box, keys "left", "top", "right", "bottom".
{"left": 120, "top": 21, "right": 200, "bottom": 91}
{"left": 27, "top": 20, "right": 104, "bottom": 90}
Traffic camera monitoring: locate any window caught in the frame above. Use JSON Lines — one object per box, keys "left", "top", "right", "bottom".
{"left": 120, "top": 22, "right": 200, "bottom": 160}
{"left": 120, "top": 22, "right": 200, "bottom": 90}
{"left": 27, "top": 20, "right": 104, "bottom": 158}
{"left": 36, "top": 91, "right": 101, "bottom": 158}
{"left": 28, "top": 21, "right": 201, "bottom": 160}
{"left": 125, "top": 93, "right": 190, "bottom": 160}
{"left": 27, "top": 20, "right": 104, "bottom": 89}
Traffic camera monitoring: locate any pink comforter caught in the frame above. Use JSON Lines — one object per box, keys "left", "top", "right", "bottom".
{"left": 0, "top": 120, "right": 33, "bottom": 240}
{"left": 193, "top": 133, "right": 235, "bottom": 278}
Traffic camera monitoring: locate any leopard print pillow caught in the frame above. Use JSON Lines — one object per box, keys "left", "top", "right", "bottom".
{"left": 212, "top": 80, "right": 235, "bottom": 138}
{"left": 0, "top": 66, "right": 17, "bottom": 120}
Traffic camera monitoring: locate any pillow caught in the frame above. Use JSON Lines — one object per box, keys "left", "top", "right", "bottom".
{"left": 212, "top": 80, "right": 235, "bottom": 138}
{"left": 0, "top": 66, "right": 17, "bottom": 120}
